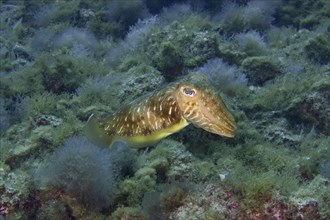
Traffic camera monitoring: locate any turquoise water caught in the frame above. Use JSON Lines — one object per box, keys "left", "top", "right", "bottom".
{"left": 0, "top": 0, "right": 329, "bottom": 219}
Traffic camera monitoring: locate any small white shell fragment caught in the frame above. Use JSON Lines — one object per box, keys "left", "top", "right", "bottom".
{"left": 219, "top": 173, "right": 226, "bottom": 181}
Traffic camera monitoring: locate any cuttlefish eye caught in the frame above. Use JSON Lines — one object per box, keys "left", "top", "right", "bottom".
{"left": 182, "top": 87, "right": 196, "bottom": 97}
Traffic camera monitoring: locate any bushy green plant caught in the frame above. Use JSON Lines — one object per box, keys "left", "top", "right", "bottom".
{"left": 20, "top": 92, "right": 58, "bottom": 118}
{"left": 297, "top": 133, "right": 330, "bottom": 180}
{"left": 291, "top": 175, "right": 330, "bottom": 218}
{"left": 31, "top": 27, "right": 103, "bottom": 59}
{"left": 116, "top": 167, "right": 157, "bottom": 206}
{"left": 243, "top": 171, "right": 278, "bottom": 208}
{"left": 155, "top": 42, "right": 184, "bottom": 80}
{"left": 216, "top": 137, "right": 302, "bottom": 209}
{"left": 241, "top": 56, "right": 282, "bottom": 85}
{"left": 0, "top": 139, "right": 11, "bottom": 161}
{"left": 89, "top": 0, "right": 149, "bottom": 39}
{"left": 160, "top": 5, "right": 212, "bottom": 30}
{"left": 275, "top": 0, "right": 330, "bottom": 29}
{"left": 1, "top": 65, "right": 44, "bottom": 96}
{"left": 194, "top": 58, "right": 248, "bottom": 95}
{"left": 0, "top": 98, "right": 11, "bottom": 136}
{"left": 249, "top": 65, "right": 325, "bottom": 111}
{"left": 214, "top": 1, "right": 280, "bottom": 36}
{"left": 39, "top": 136, "right": 117, "bottom": 209}
{"left": 239, "top": 144, "right": 294, "bottom": 173}
{"left": 305, "top": 34, "right": 330, "bottom": 64}
{"left": 32, "top": 1, "right": 80, "bottom": 27}
{"left": 110, "top": 206, "right": 145, "bottom": 220}
{"left": 36, "top": 200, "right": 70, "bottom": 220}
{"left": 226, "top": 159, "right": 300, "bottom": 209}
{"left": 76, "top": 75, "right": 118, "bottom": 107}
{"left": 160, "top": 184, "right": 188, "bottom": 213}
{"left": 35, "top": 53, "right": 87, "bottom": 94}
{"left": 142, "top": 19, "right": 218, "bottom": 80}
{"left": 235, "top": 31, "right": 269, "bottom": 57}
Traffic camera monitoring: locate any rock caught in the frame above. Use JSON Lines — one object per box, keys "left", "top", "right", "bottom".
{"left": 117, "top": 65, "right": 165, "bottom": 104}
{"left": 143, "top": 22, "right": 218, "bottom": 80}
{"left": 284, "top": 91, "right": 329, "bottom": 133}
{"left": 304, "top": 34, "right": 330, "bottom": 64}
{"left": 241, "top": 56, "right": 282, "bottom": 85}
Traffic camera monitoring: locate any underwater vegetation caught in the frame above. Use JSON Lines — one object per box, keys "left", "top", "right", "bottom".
{"left": 36, "top": 136, "right": 117, "bottom": 209}
{"left": 194, "top": 57, "right": 248, "bottom": 95}
{"left": 213, "top": 0, "right": 280, "bottom": 36}
{"left": 0, "top": 0, "right": 329, "bottom": 219}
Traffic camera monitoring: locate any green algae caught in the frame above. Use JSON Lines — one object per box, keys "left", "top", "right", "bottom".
{"left": 241, "top": 56, "right": 282, "bottom": 85}
{"left": 304, "top": 34, "right": 330, "bottom": 64}
{"left": 141, "top": 19, "right": 218, "bottom": 79}
{"left": 109, "top": 206, "right": 145, "bottom": 220}
{"left": 276, "top": 0, "right": 330, "bottom": 29}
{"left": 290, "top": 175, "right": 330, "bottom": 218}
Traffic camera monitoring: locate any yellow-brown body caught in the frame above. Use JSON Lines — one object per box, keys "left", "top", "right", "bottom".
{"left": 84, "top": 79, "right": 236, "bottom": 148}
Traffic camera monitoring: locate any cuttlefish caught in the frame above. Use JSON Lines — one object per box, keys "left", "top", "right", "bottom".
{"left": 84, "top": 77, "right": 236, "bottom": 148}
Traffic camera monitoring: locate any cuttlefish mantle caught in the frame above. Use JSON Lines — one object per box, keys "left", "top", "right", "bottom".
{"left": 83, "top": 80, "right": 236, "bottom": 148}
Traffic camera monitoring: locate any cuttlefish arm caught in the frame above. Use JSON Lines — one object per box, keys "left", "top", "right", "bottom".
{"left": 83, "top": 81, "right": 236, "bottom": 148}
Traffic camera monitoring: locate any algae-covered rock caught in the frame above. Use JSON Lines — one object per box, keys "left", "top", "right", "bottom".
{"left": 241, "top": 56, "right": 282, "bottom": 85}
{"left": 284, "top": 90, "right": 329, "bottom": 133}
{"left": 34, "top": 115, "right": 62, "bottom": 127}
{"left": 115, "top": 139, "right": 198, "bottom": 206}
{"left": 143, "top": 21, "right": 218, "bottom": 80}
{"left": 289, "top": 175, "right": 330, "bottom": 219}
{"left": 150, "top": 139, "right": 197, "bottom": 182}
{"left": 117, "top": 65, "right": 165, "bottom": 103}
{"left": 154, "top": 42, "right": 184, "bottom": 80}
{"left": 262, "top": 117, "right": 302, "bottom": 147}
{"left": 109, "top": 206, "right": 145, "bottom": 220}
{"left": 35, "top": 54, "right": 95, "bottom": 94}
{"left": 235, "top": 31, "right": 270, "bottom": 57}
{"left": 0, "top": 170, "right": 32, "bottom": 215}
{"left": 38, "top": 136, "right": 117, "bottom": 209}
{"left": 304, "top": 34, "right": 330, "bottom": 64}
{"left": 116, "top": 172, "right": 156, "bottom": 206}
{"left": 275, "top": 0, "right": 330, "bottom": 30}
{"left": 169, "top": 184, "right": 236, "bottom": 220}
{"left": 36, "top": 200, "right": 71, "bottom": 220}
{"left": 4, "top": 120, "right": 78, "bottom": 169}
{"left": 218, "top": 40, "right": 246, "bottom": 65}
{"left": 76, "top": 64, "right": 165, "bottom": 112}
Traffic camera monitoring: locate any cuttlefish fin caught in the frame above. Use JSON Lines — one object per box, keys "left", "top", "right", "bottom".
{"left": 83, "top": 114, "right": 113, "bottom": 147}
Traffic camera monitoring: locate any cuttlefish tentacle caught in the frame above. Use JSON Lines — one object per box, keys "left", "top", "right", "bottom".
{"left": 84, "top": 81, "right": 236, "bottom": 148}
